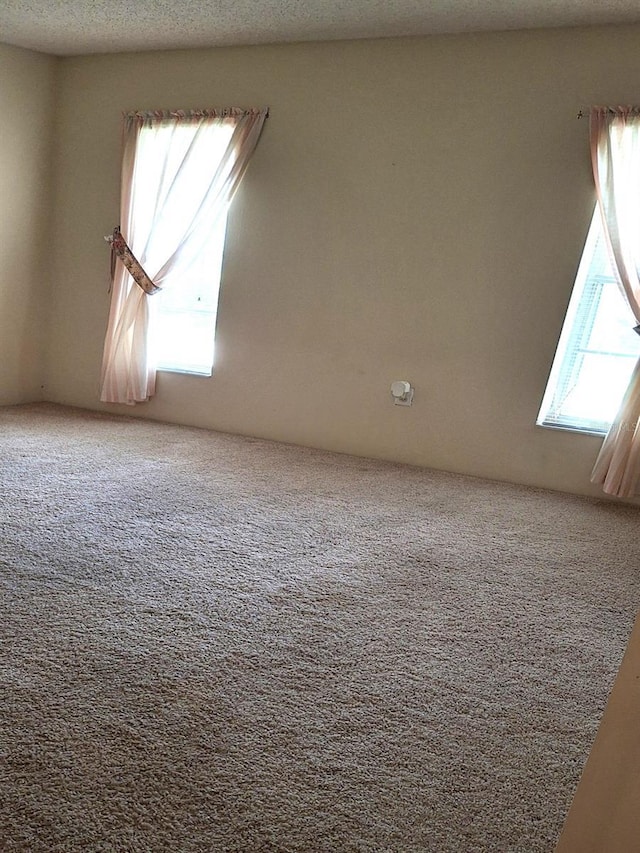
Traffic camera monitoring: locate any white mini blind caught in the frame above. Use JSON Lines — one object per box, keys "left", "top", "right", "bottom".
{"left": 537, "top": 206, "right": 640, "bottom": 434}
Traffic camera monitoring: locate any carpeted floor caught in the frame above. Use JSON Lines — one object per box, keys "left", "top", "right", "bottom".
{"left": 1, "top": 402, "right": 639, "bottom": 852}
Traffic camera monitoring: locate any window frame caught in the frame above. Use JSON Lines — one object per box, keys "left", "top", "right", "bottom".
{"left": 131, "top": 116, "right": 236, "bottom": 378}
{"left": 537, "top": 206, "right": 640, "bottom": 436}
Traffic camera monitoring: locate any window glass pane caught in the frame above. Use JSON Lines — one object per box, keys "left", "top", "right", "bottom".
{"left": 136, "top": 120, "right": 233, "bottom": 376}
{"left": 586, "top": 284, "right": 640, "bottom": 355}
{"left": 555, "top": 352, "right": 636, "bottom": 425}
{"left": 153, "top": 309, "right": 217, "bottom": 375}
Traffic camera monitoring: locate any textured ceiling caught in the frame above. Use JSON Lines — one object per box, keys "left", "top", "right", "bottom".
{"left": 1, "top": 0, "right": 640, "bottom": 57}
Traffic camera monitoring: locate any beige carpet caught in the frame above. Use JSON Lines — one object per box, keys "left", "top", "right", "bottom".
{"left": 1, "top": 402, "right": 639, "bottom": 852}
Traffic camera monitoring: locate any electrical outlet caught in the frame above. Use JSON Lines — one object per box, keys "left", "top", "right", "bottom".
{"left": 390, "top": 381, "right": 414, "bottom": 406}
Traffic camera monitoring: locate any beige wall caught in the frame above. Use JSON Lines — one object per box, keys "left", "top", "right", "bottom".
{"left": 0, "top": 44, "right": 56, "bottom": 404}
{"left": 46, "top": 26, "right": 640, "bottom": 498}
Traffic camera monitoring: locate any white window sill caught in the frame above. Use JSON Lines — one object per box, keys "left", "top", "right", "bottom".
{"left": 157, "top": 366, "right": 213, "bottom": 377}
{"left": 536, "top": 420, "right": 607, "bottom": 437}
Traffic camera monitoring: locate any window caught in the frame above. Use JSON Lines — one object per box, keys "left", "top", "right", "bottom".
{"left": 537, "top": 206, "right": 640, "bottom": 434}
{"left": 150, "top": 216, "right": 227, "bottom": 375}
{"left": 133, "top": 121, "right": 235, "bottom": 376}
{"left": 100, "top": 107, "right": 267, "bottom": 405}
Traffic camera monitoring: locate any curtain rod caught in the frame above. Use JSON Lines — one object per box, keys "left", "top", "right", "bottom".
{"left": 123, "top": 107, "right": 269, "bottom": 120}
{"left": 577, "top": 107, "right": 640, "bottom": 119}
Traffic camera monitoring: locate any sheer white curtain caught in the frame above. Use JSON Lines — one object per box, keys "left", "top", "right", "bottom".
{"left": 590, "top": 107, "right": 640, "bottom": 497}
{"left": 100, "top": 108, "right": 268, "bottom": 404}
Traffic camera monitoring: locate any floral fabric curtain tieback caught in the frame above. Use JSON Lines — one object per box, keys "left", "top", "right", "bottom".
{"left": 105, "top": 227, "right": 160, "bottom": 295}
